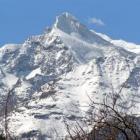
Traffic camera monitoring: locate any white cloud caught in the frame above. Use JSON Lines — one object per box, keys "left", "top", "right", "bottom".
{"left": 89, "top": 17, "right": 105, "bottom": 26}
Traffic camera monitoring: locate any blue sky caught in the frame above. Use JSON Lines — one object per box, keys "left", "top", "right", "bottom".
{"left": 0, "top": 0, "right": 140, "bottom": 46}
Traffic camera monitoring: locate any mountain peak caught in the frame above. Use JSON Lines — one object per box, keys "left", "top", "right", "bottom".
{"left": 53, "top": 12, "right": 109, "bottom": 45}
{"left": 58, "top": 12, "right": 76, "bottom": 20}
{"left": 54, "top": 12, "right": 81, "bottom": 34}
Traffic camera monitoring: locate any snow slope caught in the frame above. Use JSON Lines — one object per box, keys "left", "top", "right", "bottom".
{"left": 94, "top": 31, "right": 140, "bottom": 54}
{"left": 0, "top": 13, "right": 140, "bottom": 139}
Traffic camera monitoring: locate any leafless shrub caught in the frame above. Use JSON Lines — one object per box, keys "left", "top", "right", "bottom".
{"left": 64, "top": 93, "right": 140, "bottom": 140}
{"left": 4, "top": 79, "right": 21, "bottom": 140}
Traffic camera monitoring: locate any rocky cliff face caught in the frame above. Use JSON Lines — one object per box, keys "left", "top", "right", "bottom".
{"left": 0, "top": 13, "right": 140, "bottom": 139}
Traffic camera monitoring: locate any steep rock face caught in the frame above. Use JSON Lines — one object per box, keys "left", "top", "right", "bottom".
{"left": 0, "top": 13, "right": 140, "bottom": 139}
{"left": 54, "top": 12, "right": 110, "bottom": 45}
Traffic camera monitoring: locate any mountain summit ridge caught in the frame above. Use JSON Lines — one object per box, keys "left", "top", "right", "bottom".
{"left": 53, "top": 12, "right": 110, "bottom": 45}
{"left": 0, "top": 13, "right": 140, "bottom": 139}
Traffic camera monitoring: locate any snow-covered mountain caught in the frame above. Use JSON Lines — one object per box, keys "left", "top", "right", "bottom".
{"left": 0, "top": 12, "right": 140, "bottom": 139}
